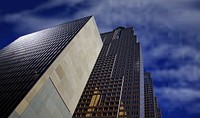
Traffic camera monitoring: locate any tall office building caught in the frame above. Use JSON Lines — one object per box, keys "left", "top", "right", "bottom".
{"left": 73, "top": 27, "right": 144, "bottom": 118}
{"left": 144, "top": 72, "right": 162, "bottom": 118}
{"left": 0, "top": 16, "right": 162, "bottom": 118}
{"left": 144, "top": 72, "right": 155, "bottom": 118}
{"left": 0, "top": 16, "right": 103, "bottom": 118}
{"left": 154, "top": 97, "right": 162, "bottom": 118}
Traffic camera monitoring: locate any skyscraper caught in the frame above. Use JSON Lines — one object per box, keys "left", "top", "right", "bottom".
{"left": 154, "top": 97, "right": 162, "bottom": 118}
{"left": 0, "top": 16, "right": 102, "bottom": 118}
{"left": 0, "top": 16, "right": 161, "bottom": 118}
{"left": 144, "top": 72, "right": 162, "bottom": 118}
{"left": 73, "top": 27, "right": 144, "bottom": 118}
{"left": 144, "top": 72, "right": 155, "bottom": 118}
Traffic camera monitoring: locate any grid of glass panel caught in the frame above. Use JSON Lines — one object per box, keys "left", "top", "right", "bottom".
{"left": 144, "top": 73, "right": 155, "bottom": 118}
{"left": 0, "top": 16, "right": 91, "bottom": 117}
{"left": 73, "top": 27, "right": 143, "bottom": 118}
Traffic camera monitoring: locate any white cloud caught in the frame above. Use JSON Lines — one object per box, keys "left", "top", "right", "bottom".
{"left": 1, "top": 0, "right": 84, "bottom": 32}
{"left": 155, "top": 87, "right": 200, "bottom": 102}
{"left": 148, "top": 44, "right": 200, "bottom": 63}
{"left": 154, "top": 87, "right": 200, "bottom": 112}
{"left": 33, "top": 0, "right": 83, "bottom": 11}
{"left": 4, "top": 14, "right": 69, "bottom": 33}
{"left": 1, "top": 0, "right": 200, "bottom": 115}
{"left": 2, "top": 0, "right": 200, "bottom": 33}
{"left": 154, "top": 65, "right": 200, "bottom": 82}
{"left": 186, "top": 103, "right": 200, "bottom": 113}
{"left": 142, "top": 42, "right": 200, "bottom": 84}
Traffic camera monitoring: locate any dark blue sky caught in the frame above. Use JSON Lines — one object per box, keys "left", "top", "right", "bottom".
{"left": 1, "top": 0, "right": 200, "bottom": 117}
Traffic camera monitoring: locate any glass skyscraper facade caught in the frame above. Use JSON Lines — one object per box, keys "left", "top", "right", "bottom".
{"left": 0, "top": 16, "right": 161, "bottom": 118}
{"left": 73, "top": 27, "right": 145, "bottom": 118}
{"left": 0, "top": 16, "right": 103, "bottom": 118}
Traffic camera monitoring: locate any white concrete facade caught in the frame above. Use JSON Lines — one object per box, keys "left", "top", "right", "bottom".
{"left": 9, "top": 16, "right": 102, "bottom": 118}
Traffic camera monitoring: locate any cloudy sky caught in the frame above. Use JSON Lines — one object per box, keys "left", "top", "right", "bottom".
{"left": 0, "top": 0, "right": 200, "bottom": 117}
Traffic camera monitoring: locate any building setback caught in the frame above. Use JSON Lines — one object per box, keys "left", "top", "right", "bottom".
{"left": 144, "top": 72, "right": 162, "bottom": 118}
{"left": 0, "top": 16, "right": 103, "bottom": 118}
{"left": 73, "top": 27, "right": 144, "bottom": 118}
{"left": 0, "top": 16, "right": 162, "bottom": 118}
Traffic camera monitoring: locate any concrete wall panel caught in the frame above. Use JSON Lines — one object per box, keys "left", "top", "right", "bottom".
{"left": 9, "top": 16, "right": 102, "bottom": 118}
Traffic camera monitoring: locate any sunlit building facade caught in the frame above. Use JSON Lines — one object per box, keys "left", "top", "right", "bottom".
{"left": 73, "top": 27, "right": 144, "bottom": 118}
{"left": 0, "top": 16, "right": 162, "bottom": 118}
{"left": 0, "top": 16, "right": 103, "bottom": 118}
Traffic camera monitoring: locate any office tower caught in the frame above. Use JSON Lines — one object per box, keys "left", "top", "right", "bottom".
{"left": 144, "top": 72, "right": 162, "bottom": 118}
{"left": 154, "top": 97, "right": 162, "bottom": 118}
{"left": 156, "top": 108, "right": 162, "bottom": 118}
{"left": 73, "top": 27, "right": 144, "bottom": 118}
{"left": 0, "top": 16, "right": 162, "bottom": 118}
{"left": 0, "top": 16, "right": 102, "bottom": 118}
{"left": 144, "top": 72, "right": 155, "bottom": 118}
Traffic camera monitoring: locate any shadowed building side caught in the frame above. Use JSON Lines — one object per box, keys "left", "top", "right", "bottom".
{"left": 154, "top": 97, "right": 162, "bottom": 118}
{"left": 1, "top": 15, "right": 162, "bottom": 118}
{"left": 144, "top": 72, "right": 162, "bottom": 118}
{"left": 73, "top": 27, "right": 144, "bottom": 118}
{"left": 144, "top": 72, "right": 155, "bottom": 118}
